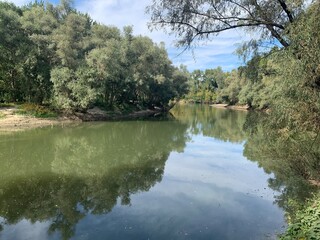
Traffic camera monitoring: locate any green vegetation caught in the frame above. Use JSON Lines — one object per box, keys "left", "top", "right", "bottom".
{"left": 17, "top": 103, "right": 58, "bottom": 118}
{"left": 280, "top": 194, "right": 320, "bottom": 240}
{"left": 169, "top": 1, "right": 319, "bottom": 134}
{"left": 0, "top": 0, "right": 188, "bottom": 113}
{"left": 0, "top": 112, "right": 4, "bottom": 119}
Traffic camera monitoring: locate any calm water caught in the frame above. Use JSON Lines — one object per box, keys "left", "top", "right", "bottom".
{"left": 0, "top": 105, "right": 290, "bottom": 240}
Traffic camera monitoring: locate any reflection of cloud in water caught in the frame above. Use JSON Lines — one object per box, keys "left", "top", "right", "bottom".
{"left": 64, "top": 129, "right": 285, "bottom": 239}
{"left": 1, "top": 220, "right": 56, "bottom": 240}
{"left": 165, "top": 135, "right": 276, "bottom": 201}
{"left": 73, "top": 178, "right": 284, "bottom": 240}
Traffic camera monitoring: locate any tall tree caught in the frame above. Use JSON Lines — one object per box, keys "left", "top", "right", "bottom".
{"left": 147, "top": 0, "right": 308, "bottom": 48}
{"left": 0, "top": 2, "right": 30, "bottom": 102}
{"left": 19, "top": 3, "right": 59, "bottom": 103}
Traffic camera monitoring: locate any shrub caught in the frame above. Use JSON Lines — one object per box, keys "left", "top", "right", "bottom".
{"left": 280, "top": 194, "right": 320, "bottom": 240}
{"left": 17, "top": 103, "right": 58, "bottom": 118}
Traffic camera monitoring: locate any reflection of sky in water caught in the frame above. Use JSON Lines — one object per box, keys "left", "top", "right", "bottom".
{"left": 0, "top": 133, "right": 285, "bottom": 240}
{"left": 0, "top": 219, "right": 58, "bottom": 240}
{"left": 72, "top": 135, "right": 284, "bottom": 240}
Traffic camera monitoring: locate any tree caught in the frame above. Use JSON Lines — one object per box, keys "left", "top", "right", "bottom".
{"left": 19, "top": 3, "right": 59, "bottom": 103}
{"left": 0, "top": 2, "right": 31, "bottom": 102}
{"left": 86, "top": 38, "right": 129, "bottom": 108}
{"left": 51, "top": 66, "right": 97, "bottom": 111}
{"left": 147, "top": 0, "right": 308, "bottom": 48}
{"left": 53, "top": 12, "right": 92, "bottom": 69}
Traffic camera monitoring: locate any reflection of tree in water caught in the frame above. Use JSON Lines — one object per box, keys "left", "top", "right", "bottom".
{"left": 171, "top": 104, "right": 247, "bottom": 143}
{"left": 0, "top": 121, "right": 188, "bottom": 239}
{"left": 243, "top": 112, "right": 320, "bottom": 218}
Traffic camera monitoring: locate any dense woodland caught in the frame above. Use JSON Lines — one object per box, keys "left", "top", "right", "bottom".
{"left": 0, "top": 0, "right": 189, "bottom": 112}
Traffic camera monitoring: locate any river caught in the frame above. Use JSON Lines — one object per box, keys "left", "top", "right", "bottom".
{"left": 0, "top": 104, "right": 318, "bottom": 240}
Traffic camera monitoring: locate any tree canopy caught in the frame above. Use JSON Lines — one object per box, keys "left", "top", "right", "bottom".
{"left": 0, "top": 1, "right": 188, "bottom": 112}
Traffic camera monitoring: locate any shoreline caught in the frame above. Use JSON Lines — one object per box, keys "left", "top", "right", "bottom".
{"left": 177, "top": 100, "right": 250, "bottom": 111}
{"left": 0, "top": 107, "right": 164, "bottom": 132}
{"left": 210, "top": 104, "right": 250, "bottom": 111}
{"left": 0, "top": 103, "right": 249, "bottom": 132}
{"left": 199, "top": 103, "right": 251, "bottom": 111}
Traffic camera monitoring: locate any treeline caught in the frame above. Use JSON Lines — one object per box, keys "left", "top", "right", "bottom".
{"left": 0, "top": 0, "right": 188, "bottom": 111}
{"left": 185, "top": 1, "right": 320, "bottom": 132}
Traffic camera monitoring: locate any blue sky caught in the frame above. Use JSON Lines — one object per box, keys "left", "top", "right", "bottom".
{"left": 8, "top": 0, "right": 248, "bottom": 72}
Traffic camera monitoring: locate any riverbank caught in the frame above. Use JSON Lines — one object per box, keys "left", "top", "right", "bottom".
{"left": 178, "top": 100, "right": 250, "bottom": 111}
{"left": 209, "top": 103, "right": 250, "bottom": 111}
{"left": 0, "top": 107, "right": 74, "bottom": 132}
{"left": 0, "top": 106, "right": 164, "bottom": 132}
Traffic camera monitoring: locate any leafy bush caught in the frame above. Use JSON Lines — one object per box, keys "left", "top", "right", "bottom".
{"left": 17, "top": 103, "right": 58, "bottom": 118}
{"left": 280, "top": 194, "right": 320, "bottom": 240}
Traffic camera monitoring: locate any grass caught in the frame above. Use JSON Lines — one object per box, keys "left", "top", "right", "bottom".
{"left": 17, "top": 103, "right": 58, "bottom": 118}
{"left": 0, "top": 102, "right": 15, "bottom": 108}
{"left": 0, "top": 112, "right": 5, "bottom": 119}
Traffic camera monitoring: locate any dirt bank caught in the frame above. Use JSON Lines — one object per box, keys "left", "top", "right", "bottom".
{"left": 210, "top": 104, "right": 250, "bottom": 111}
{"left": 0, "top": 107, "right": 75, "bottom": 132}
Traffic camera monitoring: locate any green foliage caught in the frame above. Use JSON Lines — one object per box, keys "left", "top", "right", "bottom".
{"left": 269, "top": 1, "right": 320, "bottom": 132}
{"left": 17, "top": 103, "right": 58, "bottom": 118}
{"left": 51, "top": 67, "right": 97, "bottom": 111}
{"left": 0, "top": 103, "right": 15, "bottom": 108}
{"left": 185, "top": 67, "right": 226, "bottom": 103}
{"left": 280, "top": 194, "right": 320, "bottom": 240}
{"left": 0, "top": 1, "right": 187, "bottom": 112}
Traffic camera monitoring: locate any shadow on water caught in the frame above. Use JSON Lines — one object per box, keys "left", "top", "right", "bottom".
{"left": 0, "top": 104, "right": 319, "bottom": 239}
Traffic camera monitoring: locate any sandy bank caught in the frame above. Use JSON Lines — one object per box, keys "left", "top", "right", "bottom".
{"left": 0, "top": 107, "right": 164, "bottom": 132}
{"left": 0, "top": 107, "right": 74, "bottom": 132}
{"left": 210, "top": 104, "right": 250, "bottom": 111}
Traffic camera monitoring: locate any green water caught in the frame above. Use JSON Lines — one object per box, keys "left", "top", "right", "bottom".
{"left": 0, "top": 105, "right": 317, "bottom": 240}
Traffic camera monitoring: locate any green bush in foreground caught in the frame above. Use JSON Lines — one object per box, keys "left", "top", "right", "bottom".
{"left": 17, "top": 103, "right": 58, "bottom": 118}
{"left": 280, "top": 194, "right": 320, "bottom": 240}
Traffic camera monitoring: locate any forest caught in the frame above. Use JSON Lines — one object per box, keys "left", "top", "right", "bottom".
{"left": 0, "top": 0, "right": 189, "bottom": 112}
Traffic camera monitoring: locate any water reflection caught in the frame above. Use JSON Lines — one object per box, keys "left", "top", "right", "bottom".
{"left": 0, "top": 121, "right": 188, "bottom": 239}
{"left": 0, "top": 105, "right": 318, "bottom": 239}
{"left": 243, "top": 112, "right": 320, "bottom": 217}
{"left": 170, "top": 104, "right": 247, "bottom": 143}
